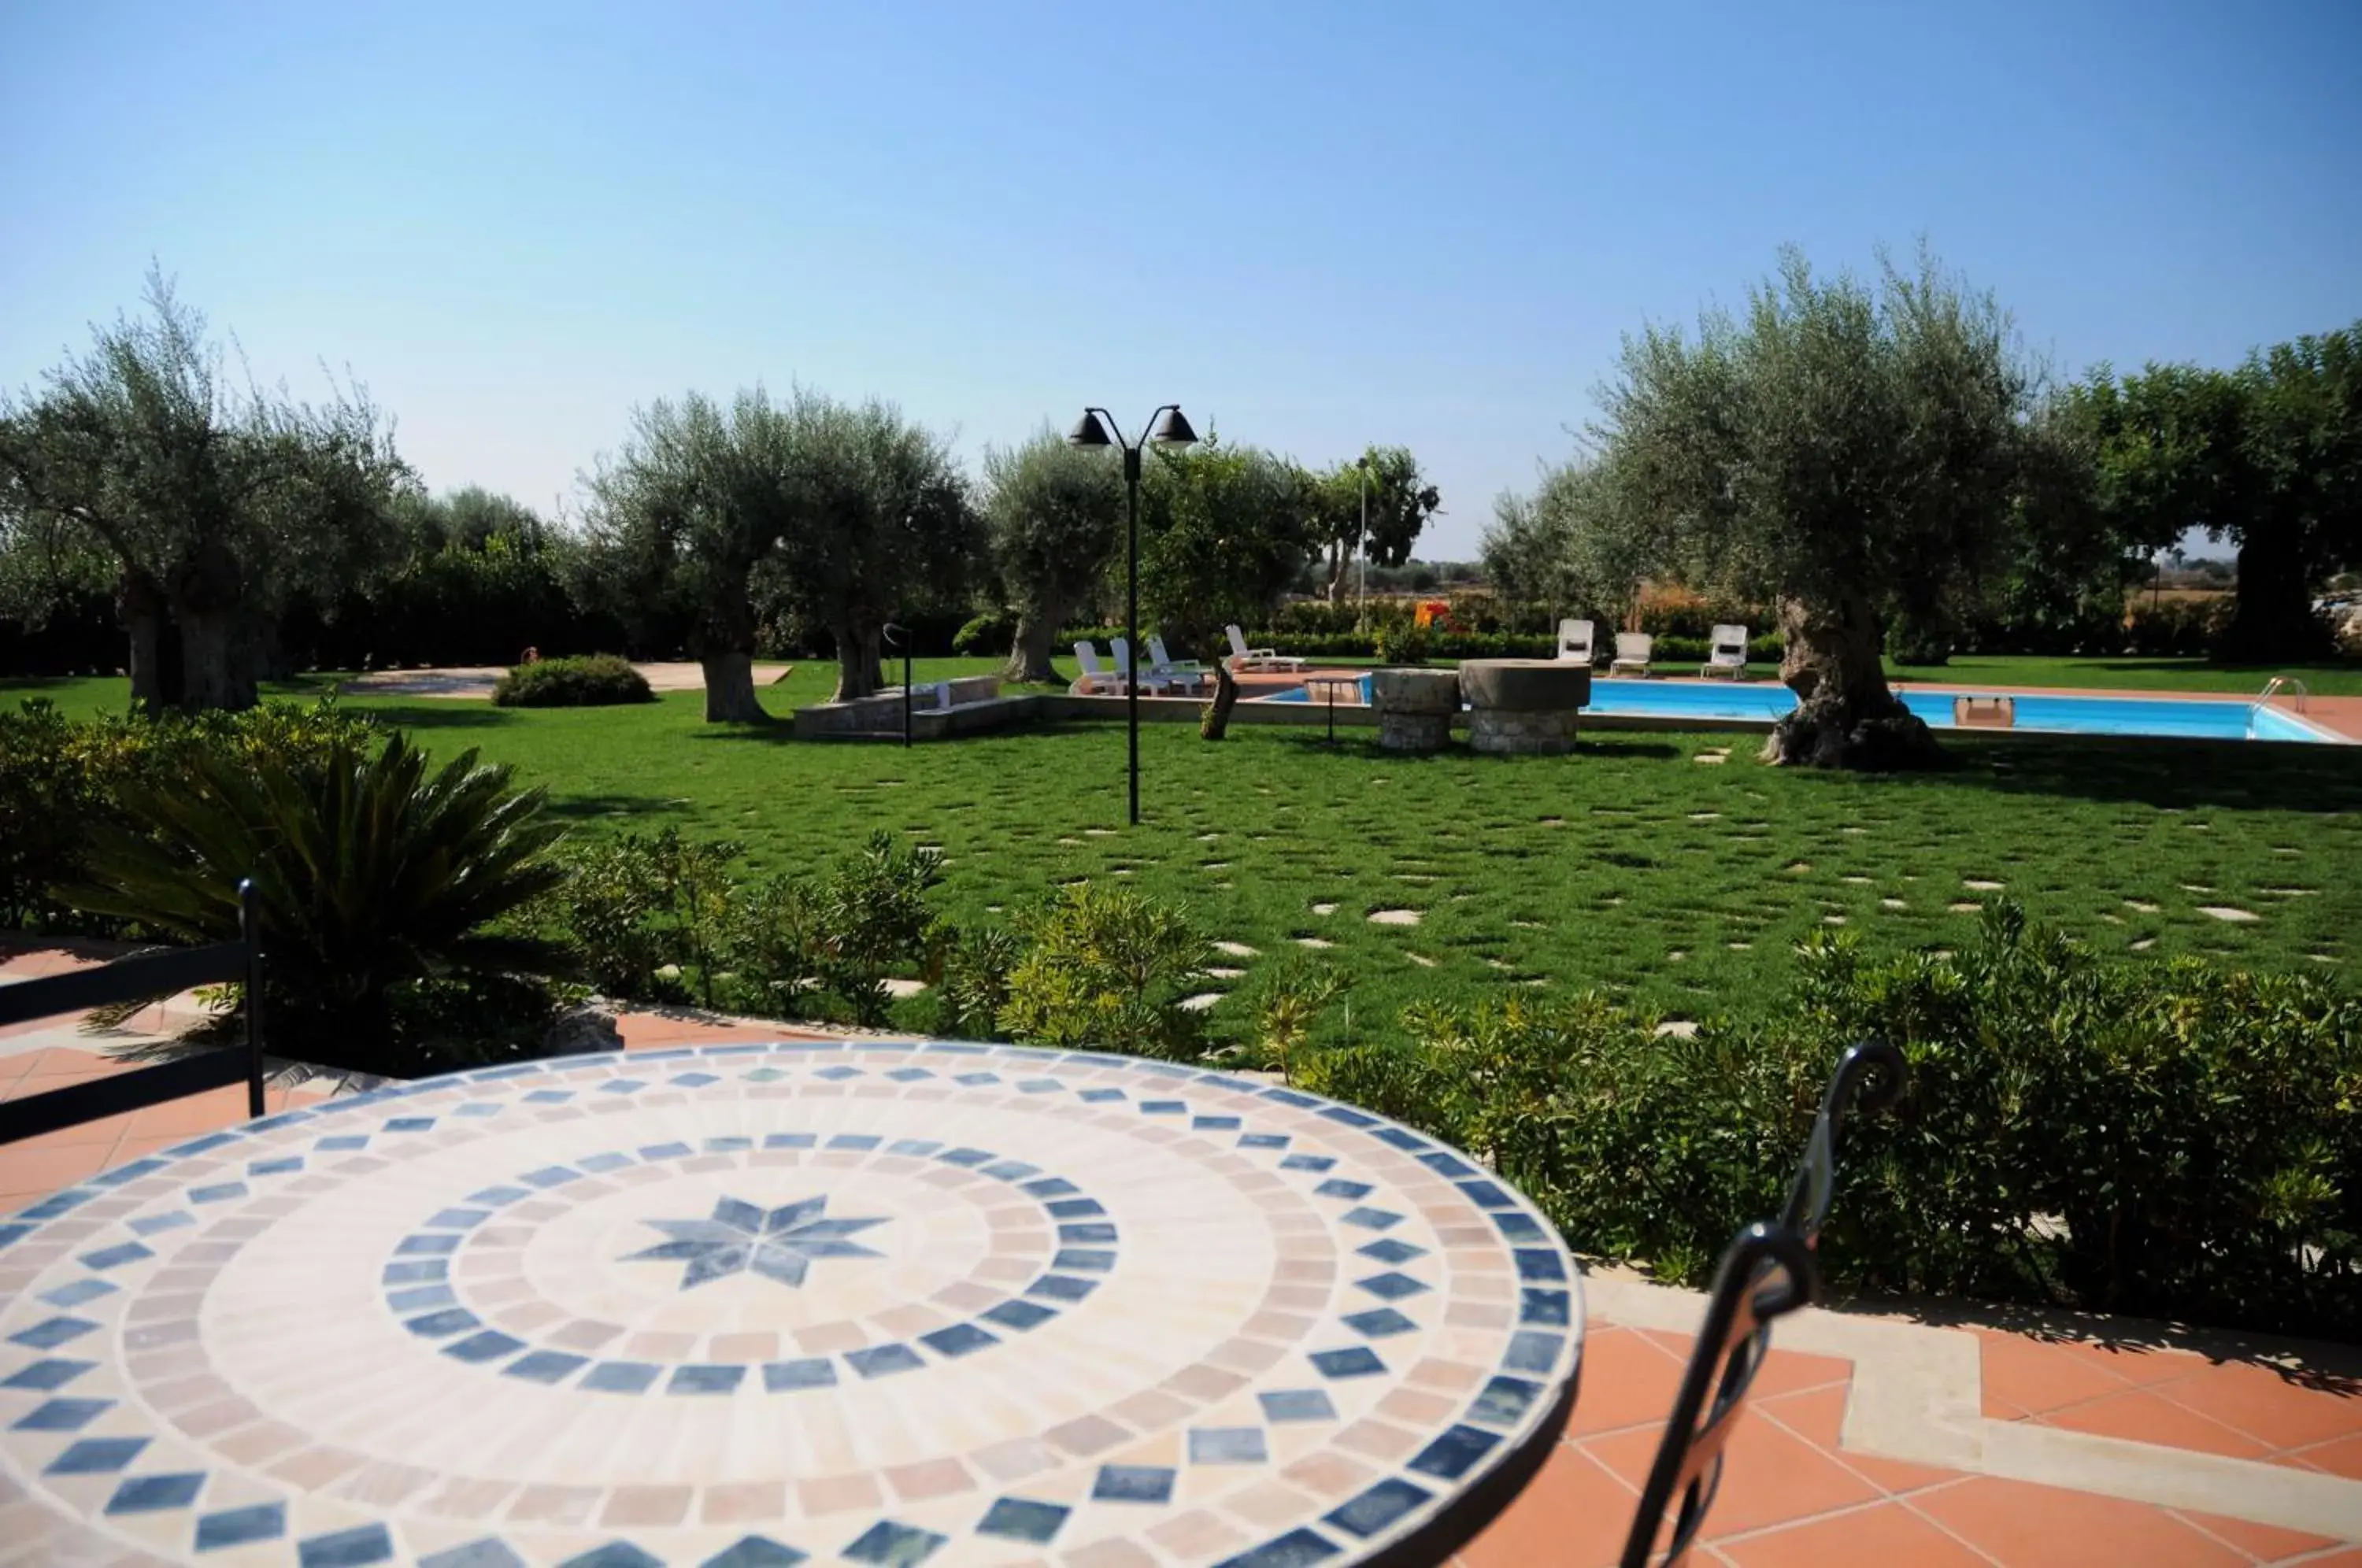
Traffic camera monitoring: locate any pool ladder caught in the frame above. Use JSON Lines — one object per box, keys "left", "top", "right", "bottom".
{"left": 2249, "top": 676, "right": 2309, "bottom": 738}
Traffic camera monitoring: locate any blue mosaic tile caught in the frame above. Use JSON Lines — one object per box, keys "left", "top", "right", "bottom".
{"left": 845, "top": 1343, "right": 924, "bottom": 1378}
{"left": 249, "top": 1156, "right": 304, "bottom": 1175}
{"left": 704, "top": 1135, "right": 753, "bottom": 1152}
{"left": 1189, "top": 1426, "right": 1268, "bottom": 1463}
{"left": 9, "top": 1316, "right": 98, "bottom": 1349}
{"left": 742, "top": 1069, "right": 788, "bottom": 1083}
{"left": 1468, "top": 1374, "right": 1544, "bottom": 1427}
{"left": 813, "top": 1066, "right": 862, "bottom": 1081}
{"left": 1239, "top": 1133, "right": 1290, "bottom": 1149}
{"left": 128, "top": 1211, "right": 195, "bottom": 1236}
{"left": 635, "top": 1047, "right": 697, "bottom": 1061}
{"left": 523, "top": 1089, "right": 574, "bottom": 1104}
{"left": 384, "top": 1116, "right": 438, "bottom": 1131}
{"left": 1259, "top": 1388, "right": 1337, "bottom": 1422}
{"left": 418, "top": 1540, "right": 524, "bottom": 1559}
{"left": 42, "top": 1278, "right": 118, "bottom": 1308}
{"left": 951, "top": 1072, "right": 1001, "bottom": 1087}
{"left": 937, "top": 1147, "right": 992, "bottom": 1167}
{"left": 20, "top": 1190, "right": 94, "bottom": 1220}
{"left": 1418, "top": 1149, "right": 1479, "bottom": 1178}
{"left": 637, "top": 1141, "right": 692, "bottom": 1159}
{"left": 1339, "top": 1207, "right": 1402, "bottom": 1231}
{"left": 168, "top": 1132, "right": 240, "bottom": 1156}
{"left": 1503, "top": 1330, "right": 1564, "bottom": 1374}
{"left": 1022, "top": 1177, "right": 1079, "bottom": 1198}
{"left": 1372, "top": 1126, "right": 1426, "bottom": 1150}
{"left": 1359, "top": 1237, "right": 1425, "bottom": 1264}
{"left": 454, "top": 1102, "right": 502, "bottom": 1118}
{"left": 188, "top": 1182, "right": 247, "bottom": 1204}
{"left": 398, "top": 1233, "right": 462, "bottom": 1256}
{"left": 194, "top": 1500, "right": 286, "bottom": 1550}
{"left": 1192, "top": 1115, "right": 1242, "bottom": 1130}
{"left": 668, "top": 1363, "right": 746, "bottom": 1394}
{"left": 106, "top": 1471, "right": 206, "bottom": 1513}
{"left": 1026, "top": 1273, "right": 1098, "bottom": 1302}
{"left": 827, "top": 1133, "right": 883, "bottom": 1151}
{"left": 1140, "top": 1099, "right": 1186, "bottom": 1115}
{"left": 702, "top": 1538, "right": 808, "bottom": 1567}
{"left": 444, "top": 1330, "right": 526, "bottom": 1363}
{"left": 466, "top": 1185, "right": 530, "bottom": 1206}
{"left": 91, "top": 1157, "right": 170, "bottom": 1187}
{"left": 1342, "top": 1307, "right": 1417, "bottom": 1338}
{"left": 1059, "top": 1222, "right": 1118, "bottom": 1244}
{"left": 1492, "top": 1210, "right": 1546, "bottom": 1242}
{"left": 577, "top": 1152, "right": 632, "bottom": 1172}
{"left": 297, "top": 1522, "right": 396, "bottom": 1565}
{"left": 317, "top": 1133, "right": 372, "bottom": 1150}
{"left": 980, "top": 1299, "right": 1057, "bottom": 1332}
{"left": 980, "top": 1160, "right": 1040, "bottom": 1181}
{"left": 1314, "top": 1178, "right": 1373, "bottom": 1200}
{"left": 505, "top": 1351, "right": 589, "bottom": 1385}
{"left": 763, "top": 1357, "right": 837, "bottom": 1391}
{"left": 1050, "top": 1248, "right": 1114, "bottom": 1272}
{"left": 1409, "top": 1422, "right": 1500, "bottom": 1480}
{"left": 976, "top": 1496, "right": 1068, "bottom": 1544}
{"left": 46, "top": 1435, "right": 148, "bottom": 1474}
{"left": 1309, "top": 1347, "right": 1386, "bottom": 1379}
{"left": 1215, "top": 1527, "right": 1342, "bottom": 1566}
{"left": 1520, "top": 1288, "right": 1572, "bottom": 1326}
{"left": 884, "top": 1138, "right": 939, "bottom": 1156}
{"left": 3, "top": 1357, "right": 95, "bottom": 1390}
{"left": 383, "top": 1258, "right": 448, "bottom": 1285}
{"left": 583, "top": 1361, "right": 661, "bottom": 1393}
{"left": 596, "top": 1082, "right": 646, "bottom": 1096}
{"left": 521, "top": 1165, "right": 580, "bottom": 1187}
{"left": 424, "top": 1207, "right": 491, "bottom": 1229}
{"left": 1353, "top": 1271, "right": 1427, "bottom": 1301}
{"left": 1456, "top": 1179, "right": 1515, "bottom": 1208}
{"left": 1324, "top": 1476, "right": 1432, "bottom": 1537}
{"left": 1320, "top": 1106, "right": 1378, "bottom": 1128}
{"left": 1279, "top": 1154, "right": 1336, "bottom": 1173}
{"left": 1045, "top": 1197, "right": 1103, "bottom": 1219}
{"left": 920, "top": 1323, "right": 998, "bottom": 1358}
{"left": 1077, "top": 1087, "right": 1125, "bottom": 1103}
{"left": 842, "top": 1519, "right": 946, "bottom": 1564}
{"left": 557, "top": 1546, "right": 663, "bottom": 1568}
{"left": 12, "top": 1396, "right": 111, "bottom": 1431}
{"left": 1016, "top": 1078, "right": 1062, "bottom": 1093}
{"left": 886, "top": 1068, "right": 935, "bottom": 1082}
{"left": 670, "top": 1071, "right": 720, "bottom": 1087}
{"left": 0, "top": 1222, "right": 32, "bottom": 1249}
{"left": 1261, "top": 1087, "right": 1319, "bottom": 1108}
{"left": 1092, "top": 1464, "right": 1176, "bottom": 1503}
{"left": 763, "top": 1133, "right": 818, "bottom": 1150}
{"left": 1513, "top": 1248, "right": 1566, "bottom": 1281}
{"left": 386, "top": 1283, "right": 455, "bottom": 1314}
{"left": 416, "top": 1537, "right": 524, "bottom": 1568}
{"left": 404, "top": 1308, "right": 482, "bottom": 1338}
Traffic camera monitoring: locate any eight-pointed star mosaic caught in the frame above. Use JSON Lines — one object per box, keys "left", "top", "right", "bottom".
{"left": 622, "top": 1194, "right": 887, "bottom": 1289}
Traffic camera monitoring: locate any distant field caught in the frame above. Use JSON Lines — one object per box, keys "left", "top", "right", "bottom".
{"left": 9, "top": 662, "right": 2353, "bottom": 1048}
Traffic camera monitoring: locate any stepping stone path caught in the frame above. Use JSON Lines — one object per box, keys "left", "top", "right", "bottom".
{"left": 1213, "top": 941, "right": 1259, "bottom": 958}
{"left": 1368, "top": 909, "right": 1421, "bottom": 926}
{"left": 2197, "top": 906, "right": 2259, "bottom": 923}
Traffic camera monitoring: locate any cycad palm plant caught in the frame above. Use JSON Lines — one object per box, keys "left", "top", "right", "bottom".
{"left": 71, "top": 732, "right": 570, "bottom": 1068}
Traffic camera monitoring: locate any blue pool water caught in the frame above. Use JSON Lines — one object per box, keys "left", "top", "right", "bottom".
{"left": 1263, "top": 675, "right": 2335, "bottom": 743}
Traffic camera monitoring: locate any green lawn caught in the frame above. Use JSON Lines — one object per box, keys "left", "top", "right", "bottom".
{"left": 10, "top": 664, "right": 2353, "bottom": 1044}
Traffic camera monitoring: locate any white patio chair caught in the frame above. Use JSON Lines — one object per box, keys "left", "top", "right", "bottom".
{"left": 1609, "top": 631, "right": 1654, "bottom": 677}
{"left": 1557, "top": 618, "right": 1596, "bottom": 664}
{"left": 1224, "top": 623, "right": 1305, "bottom": 673}
{"left": 1146, "top": 634, "right": 1212, "bottom": 693}
{"left": 1701, "top": 624, "right": 1749, "bottom": 680}
{"left": 1113, "top": 638, "right": 1189, "bottom": 695}
{"left": 1069, "top": 642, "right": 1124, "bottom": 695}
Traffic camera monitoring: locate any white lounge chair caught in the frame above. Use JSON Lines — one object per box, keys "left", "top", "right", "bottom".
{"left": 1070, "top": 642, "right": 1125, "bottom": 695}
{"left": 1113, "top": 638, "right": 1191, "bottom": 696}
{"left": 1557, "top": 618, "right": 1595, "bottom": 664}
{"left": 1224, "top": 623, "right": 1305, "bottom": 673}
{"left": 1609, "top": 631, "right": 1654, "bottom": 677}
{"left": 1701, "top": 624, "right": 1749, "bottom": 680}
{"left": 1147, "top": 634, "right": 1205, "bottom": 675}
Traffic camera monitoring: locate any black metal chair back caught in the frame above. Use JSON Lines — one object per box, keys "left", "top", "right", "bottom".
{"left": 1619, "top": 1039, "right": 1907, "bottom": 1568}
{"left": 0, "top": 880, "right": 266, "bottom": 1145}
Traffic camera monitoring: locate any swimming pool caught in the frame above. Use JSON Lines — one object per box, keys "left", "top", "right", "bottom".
{"left": 1261, "top": 675, "right": 2341, "bottom": 743}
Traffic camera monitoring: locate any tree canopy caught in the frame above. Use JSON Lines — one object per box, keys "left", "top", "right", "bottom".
{"left": 1136, "top": 439, "right": 1318, "bottom": 655}
{"left": 981, "top": 425, "right": 1123, "bottom": 682}
{"left": 1309, "top": 446, "right": 1441, "bottom": 604}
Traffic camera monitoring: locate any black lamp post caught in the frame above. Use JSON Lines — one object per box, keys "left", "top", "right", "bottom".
{"left": 1068, "top": 404, "right": 1198, "bottom": 826}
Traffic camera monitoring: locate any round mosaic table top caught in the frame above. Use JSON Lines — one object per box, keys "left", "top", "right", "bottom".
{"left": 0, "top": 1040, "right": 1583, "bottom": 1567}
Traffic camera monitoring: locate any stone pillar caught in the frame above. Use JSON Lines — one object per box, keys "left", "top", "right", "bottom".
{"left": 1459, "top": 660, "right": 1591, "bottom": 755}
{"left": 1369, "top": 668, "right": 1461, "bottom": 753}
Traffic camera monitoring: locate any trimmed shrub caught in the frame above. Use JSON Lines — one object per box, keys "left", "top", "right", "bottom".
{"left": 1298, "top": 904, "right": 2362, "bottom": 1339}
{"left": 953, "top": 611, "right": 1019, "bottom": 657}
{"left": 491, "top": 654, "right": 654, "bottom": 708}
{"left": 997, "top": 882, "right": 1211, "bottom": 1060}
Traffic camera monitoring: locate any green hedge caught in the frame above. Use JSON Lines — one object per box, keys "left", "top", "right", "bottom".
{"left": 491, "top": 654, "right": 655, "bottom": 708}
{"left": 1299, "top": 904, "right": 2361, "bottom": 1340}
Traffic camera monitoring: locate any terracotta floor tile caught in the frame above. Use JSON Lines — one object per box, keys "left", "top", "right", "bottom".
{"left": 122, "top": 1084, "right": 257, "bottom": 1138}
{"left": 2045, "top": 1337, "right": 2213, "bottom": 1390}
{"left": 1977, "top": 1333, "right": 2140, "bottom": 1418}
{"left": 1748, "top": 1384, "right": 1970, "bottom": 1496}
{"left": 2169, "top": 1507, "right": 2344, "bottom": 1563}
{"left": 2158, "top": 1363, "right": 2362, "bottom": 1455}
{"left": 1717, "top": 1498, "right": 1993, "bottom": 1567}
{"left": 2287, "top": 1431, "right": 2362, "bottom": 1481}
{"left": 0, "top": 1140, "right": 118, "bottom": 1204}
{"left": 1583, "top": 1404, "right": 1882, "bottom": 1541}
{"left": 1621, "top": 1327, "right": 1850, "bottom": 1398}
{"left": 2035, "top": 1389, "right": 2275, "bottom": 1460}
{"left": 0, "top": 1108, "right": 139, "bottom": 1152}
{"left": 1456, "top": 1443, "right": 1637, "bottom": 1568}
{"left": 1569, "top": 1328, "right": 1691, "bottom": 1437}
{"left": 17, "top": 1046, "right": 124, "bottom": 1078}
{"left": 1912, "top": 1475, "right": 2248, "bottom": 1568}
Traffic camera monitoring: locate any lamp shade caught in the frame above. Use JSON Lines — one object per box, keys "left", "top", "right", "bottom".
{"left": 1066, "top": 410, "right": 1114, "bottom": 448}
{"left": 1150, "top": 406, "right": 1198, "bottom": 447}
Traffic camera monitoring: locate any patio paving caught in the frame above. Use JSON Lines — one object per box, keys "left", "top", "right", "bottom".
{"left": 4, "top": 942, "right": 2358, "bottom": 1564}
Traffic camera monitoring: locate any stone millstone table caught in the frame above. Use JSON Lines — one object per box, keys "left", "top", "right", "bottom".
{"left": 1457, "top": 661, "right": 1592, "bottom": 755}
{"left": 1368, "top": 668, "right": 1464, "bottom": 753}
{"left": 0, "top": 1041, "right": 1583, "bottom": 1567}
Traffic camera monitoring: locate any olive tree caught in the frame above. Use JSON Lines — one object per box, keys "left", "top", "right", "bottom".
{"left": 981, "top": 425, "right": 1122, "bottom": 682}
{"left": 1136, "top": 440, "right": 1318, "bottom": 655}
{"left": 0, "top": 270, "right": 409, "bottom": 712}
{"left": 1594, "top": 246, "right": 2039, "bottom": 767}
{"left": 1311, "top": 446, "right": 1440, "bottom": 603}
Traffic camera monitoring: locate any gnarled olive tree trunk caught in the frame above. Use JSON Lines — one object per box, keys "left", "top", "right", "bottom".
{"left": 167, "top": 543, "right": 259, "bottom": 712}
{"left": 691, "top": 590, "right": 768, "bottom": 723}
{"left": 1763, "top": 594, "right": 1948, "bottom": 770}
{"left": 828, "top": 613, "right": 886, "bottom": 702}
{"left": 118, "top": 568, "right": 168, "bottom": 716}
{"left": 1003, "top": 608, "right": 1063, "bottom": 685}
{"left": 2218, "top": 530, "right": 2332, "bottom": 663}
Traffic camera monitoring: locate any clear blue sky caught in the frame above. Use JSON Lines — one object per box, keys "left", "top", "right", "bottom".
{"left": 3, "top": 0, "right": 2356, "bottom": 559}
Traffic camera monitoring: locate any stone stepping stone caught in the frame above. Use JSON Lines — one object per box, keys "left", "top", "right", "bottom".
{"left": 1963, "top": 879, "right": 2005, "bottom": 891}
{"left": 2197, "top": 906, "right": 2259, "bottom": 923}
{"left": 2131, "top": 937, "right": 2157, "bottom": 952}
{"left": 1179, "top": 993, "right": 1223, "bottom": 1012}
{"left": 1823, "top": 915, "right": 1847, "bottom": 926}
{"left": 1842, "top": 875, "right": 1872, "bottom": 886}
{"left": 1202, "top": 863, "right": 1230, "bottom": 872}
{"left": 2124, "top": 900, "right": 2160, "bottom": 913}
{"left": 1727, "top": 941, "right": 1752, "bottom": 951}
{"left": 2181, "top": 883, "right": 2214, "bottom": 893}
{"left": 1294, "top": 937, "right": 1335, "bottom": 949}
{"left": 1786, "top": 862, "right": 1812, "bottom": 875}
{"left": 1689, "top": 812, "right": 1720, "bottom": 822}
{"left": 1538, "top": 816, "right": 1565, "bottom": 827}
{"left": 1213, "top": 941, "right": 1259, "bottom": 958}
{"left": 1880, "top": 898, "right": 1906, "bottom": 911}
{"left": 1653, "top": 1020, "right": 1699, "bottom": 1038}
{"left": 1368, "top": 909, "right": 1421, "bottom": 926}
{"left": 2261, "top": 887, "right": 2318, "bottom": 897}
{"left": 1311, "top": 902, "right": 1337, "bottom": 916}
{"left": 1085, "top": 828, "right": 1116, "bottom": 837}
{"left": 1406, "top": 953, "right": 1437, "bottom": 968}
{"left": 1947, "top": 902, "right": 1982, "bottom": 914}
{"left": 1206, "top": 967, "right": 1246, "bottom": 980}
{"left": 883, "top": 978, "right": 929, "bottom": 999}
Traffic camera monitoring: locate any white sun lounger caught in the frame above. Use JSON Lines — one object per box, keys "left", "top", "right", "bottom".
{"left": 1609, "top": 631, "right": 1654, "bottom": 677}
{"left": 1113, "top": 638, "right": 1192, "bottom": 696}
{"left": 1225, "top": 623, "right": 1305, "bottom": 672}
{"left": 1557, "top": 618, "right": 1595, "bottom": 664}
{"left": 1070, "top": 642, "right": 1126, "bottom": 695}
{"left": 1701, "top": 624, "right": 1749, "bottom": 680}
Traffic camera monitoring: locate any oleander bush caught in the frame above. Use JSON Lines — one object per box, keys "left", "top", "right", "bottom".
{"left": 1298, "top": 903, "right": 2362, "bottom": 1339}
{"left": 491, "top": 653, "right": 654, "bottom": 708}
